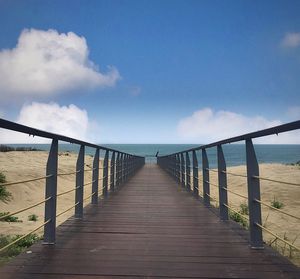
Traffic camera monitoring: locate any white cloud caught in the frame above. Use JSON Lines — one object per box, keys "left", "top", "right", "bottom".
{"left": 0, "top": 102, "right": 95, "bottom": 143}
{"left": 281, "top": 32, "right": 300, "bottom": 48}
{"left": 0, "top": 29, "right": 120, "bottom": 100}
{"left": 177, "top": 108, "right": 300, "bottom": 144}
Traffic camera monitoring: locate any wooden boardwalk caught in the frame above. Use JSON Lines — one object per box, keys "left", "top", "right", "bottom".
{"left": 1, "top": 164, "right": 299, "bottom": 279}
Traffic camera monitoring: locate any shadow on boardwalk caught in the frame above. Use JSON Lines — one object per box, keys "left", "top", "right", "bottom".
{"left": 1, "top": 164, "right": 299, "bottom": 278}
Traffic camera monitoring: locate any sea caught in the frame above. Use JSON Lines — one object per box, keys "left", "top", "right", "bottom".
{"left": 6, "top": 143, "right": 300, "bottom": 168}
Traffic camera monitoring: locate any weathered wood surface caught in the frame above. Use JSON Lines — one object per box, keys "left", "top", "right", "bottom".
{"left": 1, "top": 164, "right": 299, "bottom": 278}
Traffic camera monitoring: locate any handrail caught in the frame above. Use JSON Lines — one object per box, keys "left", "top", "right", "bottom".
{"left": 160, "top": 120, "right": 300, "bottom": 156}
{"left": 157, "top": 120, "right": 300, "bottom": 253}
{"left": 0, "top": 118, "right": 143, "bottom": 157}
{"left": 0, "top": 117, "right": 145, "bottom": 248}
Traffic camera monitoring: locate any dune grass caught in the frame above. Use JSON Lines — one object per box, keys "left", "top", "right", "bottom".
{"left": 0, "top": 172, "right": 12, "bottom": 203}
{"left": 0, "top": 234, "right": 40, "bottom": 266}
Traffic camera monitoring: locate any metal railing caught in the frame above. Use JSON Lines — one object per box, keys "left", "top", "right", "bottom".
{"left": 157, "top": 120, "right": 300, "bottom": 251}
{"left": 0, "top": 118, "right": 145, "bottom": 251}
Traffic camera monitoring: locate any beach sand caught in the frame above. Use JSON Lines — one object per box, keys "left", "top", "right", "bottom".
{"left": 0, "top": 151, "right": 107, "bottom": 236}
{"left": 197, "top": 163, "right": 300, "bottom": 265}
{"left": 0, "top": 151, "right": 299, "bottom": 264}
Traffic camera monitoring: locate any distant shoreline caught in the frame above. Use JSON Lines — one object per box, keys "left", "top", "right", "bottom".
{"left": 0, "top": 145, "right": 42, "bottom": 152}
{"left": 1, "top": 143, "right": 299, "bottom": 167}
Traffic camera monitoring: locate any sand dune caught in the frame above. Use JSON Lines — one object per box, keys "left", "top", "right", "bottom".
{"left": 0, "top": 151, "right": 105, "bottom": 236}
{"left": 198, "top": 163, "right": 300, "bottom": 265}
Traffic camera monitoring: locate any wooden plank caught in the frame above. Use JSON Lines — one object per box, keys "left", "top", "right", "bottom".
{"left": 0, "top": 164, "right": 299, "bottom": 279}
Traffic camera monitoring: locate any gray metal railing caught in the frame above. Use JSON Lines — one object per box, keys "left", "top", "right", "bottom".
{"left": 157, "top": 120, "right": 300, "bottom": 250}
{"left": 0, "top": 118, "right": 145, "bottom": 249}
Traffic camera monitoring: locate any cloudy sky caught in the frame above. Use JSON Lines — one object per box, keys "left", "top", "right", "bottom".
{"left": 0, "top": 0, "right": 299, "bottom": 144}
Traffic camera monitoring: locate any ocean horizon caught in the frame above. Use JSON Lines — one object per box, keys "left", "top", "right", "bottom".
{"left": 4, "top": 143, "right": 300, "bottom": 167}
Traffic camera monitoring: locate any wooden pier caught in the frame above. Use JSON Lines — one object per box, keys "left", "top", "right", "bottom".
{"left": 1, "top": 164, "right": 299, "bottom": 279}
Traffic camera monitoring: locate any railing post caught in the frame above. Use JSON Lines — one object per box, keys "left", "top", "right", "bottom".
{"left": 75, "top": 145, "right": 85, "bottom": 218}
{"left": 192, "top": 150, "right": 199, "bottom": 197}
{"left": 131, "top": 156, "right": 134, "bottom": 176}
{"left": 133, "top": 156, "right": 136, "bottom": 173}
{"left": 176, "top": 154, "right": 180, "bottom": 183}
{"left": 119, "top": 154, "right": 122, "bottom": 185}
{"left": 167, "top": 156, "right": 171, "bottom": 175}
{"left": 180, "top": 153, "right": 185, "bottom": 188}
{"left": 110, "top": 151, "right": 115, "bottom": 192}
{"left": 246, "top": 139, "right": 263, "bottom": 249}
{"left": 121, "top": 154, "right": 125, "bottom": 184}
{"left": 129, "top": 155, "right": 132, "bottom": 178}
{"left": 186, "top": 152, "right": 191, "bottom": 191}
{"left": 103, "top": 150, "right": 109, "bottom": 197}
{"left": 178, "top": 154, "right": 181, "bottom": 184}
{"left": 127, "top": 155, "right": 130, "bottom": 180}
{"left": 92, "top": 148, "right": 99, "bottom": 204}
{"left": 165, "top": 156, "right": 169, "bottom": 173}
{"left": 126, "top": 154, "right": 129, "bottom": 180}
{"left": 125, "top": 154, "right": 128, "bottom": 182}
{"left": 132, "top": 156, "right": 135, "bottom": 176}
{"left": 217, "top": 145, "right": 228, "bottom": 220}
{"left": 170, "top": 155, "right": 174, "bottom": 177}
{"left": 202, "top": 149, "right": 210, "bottom": 206}
{"left": 119, "top": 154, "right": 122, "bottom": 184}
{"left": 172, "top": 155, "right": 175, "bottom": 177}
{"left": 128, "top": 155, "right": 131, "bottom": 177}
{"left": 43, "top": 139, "right": 58, "bottom": 244}
{"left": 172, "top": 155, "right": 176, "bottom": 177}
{"left": 116, "top": 153, "right": 120, "bottom": 188}
{"left": 123, "top": 154, "right": 126, "bottom": 182}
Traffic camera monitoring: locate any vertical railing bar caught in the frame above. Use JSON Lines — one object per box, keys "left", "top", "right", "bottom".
{"left": 177, "top": 154, "right": 181, "bottom": 184}
{"left": 192, "top": 150, "right": 199, "bottom": 197}
{"left": 123, "top": 154, "right": 126, "bottom": 183}
{"left": 128, "top": 155, "right": 131, "bottom": 178}
{"left": 202, "top": 149, "right": 210, "bottom": 207}
{"left": 180, "top": 153, "right": 185, "bottom": 188}
{"left": 175, "top": 154, "right": 178, "bottom": 183}
{"left": 186, "top": 152, "right": 191, "bottom": 191}
{"left": 75, "top": 145, "right": 85, "bottom": 218}
{"left": 116, "top": 153, "right": 120, "bottom": 188}
{"left": 121, "top": 154, "right": 125, "bottom": 184}
{"left": 125, "top": 154, "right": 128, "bottom": 182}
{"left": 119, "top": 154, "right": 122, "bottom": 185}
{"left": 246, "top": 139, "right": 263, "bottom": 249}
{"left": 103, "top": 150, "right": 109, "bottom": 197}
{"left": 92, "top": 148, "right": 99, "bottom": 204}
{"left": 217, "top": 145, "right": 228, "bottom": 220}
{"left": 43, "top": 139, "right": 58, "bottom": 244}
{"left": 110, "top": 151, "right": 115, "bottom": 192}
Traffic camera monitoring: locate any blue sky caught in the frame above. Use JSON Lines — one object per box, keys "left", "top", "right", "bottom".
{"left": 0, "top": 0, "right": 299, "bottom": 143}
